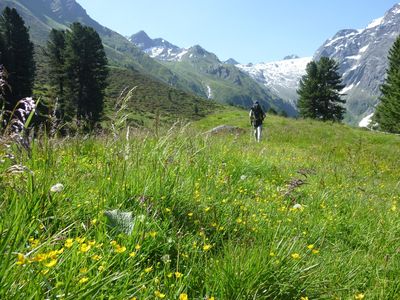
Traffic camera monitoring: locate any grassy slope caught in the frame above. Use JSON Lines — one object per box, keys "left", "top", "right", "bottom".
{"left": 104, "top": 67, "right": 220, "bottom": 126}
{"left": 0, "top": 110, "right": 399, "bottom": 299}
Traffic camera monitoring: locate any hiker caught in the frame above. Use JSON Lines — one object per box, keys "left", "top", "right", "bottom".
{"left": 249, "top": 101, "right": 266, "bottom": 142}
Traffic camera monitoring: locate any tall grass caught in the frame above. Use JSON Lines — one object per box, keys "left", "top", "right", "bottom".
{"left": 0, "top": 108, "right": 399, "bottom": 299}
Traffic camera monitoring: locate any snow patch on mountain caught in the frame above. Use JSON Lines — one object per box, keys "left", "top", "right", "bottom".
{"left": 359, "top": 113, "right": 374, "bottom": 127}
{"left": 341, "top": 84, "right": 354, "bottom": 94}
{"left": 236, "top": 57, "right": 312, "bottom": 105}
{"left": 206, "top": 85, "right": 212, "bottom": 99}
{"left": 366, "top": 17, "right": 384, "bottom": 29}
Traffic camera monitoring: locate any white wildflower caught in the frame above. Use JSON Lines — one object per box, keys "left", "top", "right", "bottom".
{"left": 50, "top": 183, "right": 64, "bottom": 193}
{"left": 240, "top": 175, "right": 247, "bottom": 180}
{"left": 293, "top": 203, "right": 303, "bottom": 210}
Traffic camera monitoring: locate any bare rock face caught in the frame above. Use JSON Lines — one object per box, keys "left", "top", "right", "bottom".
{"left": 206, "top": 125, "right": 245, "bottom": 135}
{"left": 314, "top": 3, "right": 400, "bottom": 123}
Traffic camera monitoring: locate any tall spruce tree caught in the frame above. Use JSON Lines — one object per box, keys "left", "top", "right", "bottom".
{"left": 297, "top": 57, "right": 345, "bottom": 121}
{"left": 64, "top": 22, "right": 108, "bottom": 128}
{"left": 45, "top": 29, "right": 70, "bottom": 120}
{"left": 297, "top": 61, "right": 320, "bottom": 119}
{"left": 374, "top": 35, "right": 400, "bottom": 133}
{"left": 0, "top": 7, "right": 35, "bottom": 111}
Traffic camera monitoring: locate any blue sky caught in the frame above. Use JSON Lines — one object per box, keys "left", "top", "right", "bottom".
{"left": 76, "top": 0, "right": 399, "bottom": 63}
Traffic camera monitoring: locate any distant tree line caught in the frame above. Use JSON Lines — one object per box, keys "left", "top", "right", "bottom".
{"left": 0, "top": 7, "right": 108, "bottom": 131}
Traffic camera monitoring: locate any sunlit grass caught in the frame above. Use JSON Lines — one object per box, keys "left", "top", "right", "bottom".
{"left": 1, "top": 109, "right": 399, "bottom": 299}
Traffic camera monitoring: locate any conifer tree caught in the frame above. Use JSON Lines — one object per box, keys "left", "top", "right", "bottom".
{"left": 0, "top": 7, "right": 35, "bottom": 111}
{"left": 63, "top": 22, "right": 108, "bottom": 128}
{"left": 374, "top": 35, "right": 400, "bottom": 133}
{"left": 297, "top": 61, "right": 320, "bottom": 119}
{"left": 45, "top": 29, "right": 70, "bottom": 119}
{"left": 297, "top": 57, "right": 345, "bottom": 121}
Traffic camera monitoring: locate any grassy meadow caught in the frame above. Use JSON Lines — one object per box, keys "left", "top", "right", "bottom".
{"left": 0, "top": 108, "right": 399, "bottom": 299}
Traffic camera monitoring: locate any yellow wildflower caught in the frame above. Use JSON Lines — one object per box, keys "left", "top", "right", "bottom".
{"left": 91, "top": 254, "right": 102, "bottom": 261}
{"left": 79, "top": 243, "right": 91, "bottom": 253}
{"left": 129, "top": 251, "right": 136, "bottom": 257}
{"left": 79, "top": 277, "right": 89, "bottom": 284}
{"left": 165, "top": 208, "right": 171, "bottom": 213}
{"left": 80, "top": 267, "right": 88, "bottom": 273}
{"left": 75, "top": 237, "right": 85, "bottom": 244}
{"left": 300, "top": 297, "right": 309, "bottom": 300}
{"left": 98, "top": 265, "right": 105, "bottom": 272}
{"left": 291, "top": 253, "right": 300, "bottom": 260}
{"left": 110, "top": 240, "right": 117, "bottom": 246}
{"left": 47, "top": 250, "right": 58, "bottom": 259}
{"left": 203, "top": 244, "right": 212, "bottom": 251}
{"left": 179, "top": 293, "right": 188, "bottom": 300}
{"left": 354, "top": 293, "right": 365, "bottom": 300}
{"left": 135, "top": 244, "right": 141, "bottom": 250}
{"left": 149, "top": 231, "right": 157, "bottom": 238}
{"left": 175, "top": 271, "right": 183, "bottom": 279}
{"left": 64, "top": 238, "right": 74, "bottom": 248}
{"left": 90, "top": 219, "right": 97, "bottom": 225}
{"left": 88, "top": 240, "right": 96, "bottom": 246}
{"left": 32, "top": 253, "right": 46, "bottom": 262}
{"left": 154, "top": 291, "right": 166, "bottom": 298}
{"left": 188, "top": 212, "right": 193, "bottom": 217}
{"left": 115, "top": 245, "right": 126, "bottom": 253}
{"left": 307, "top": 244, "right": 314, "bottom": 250}
{"left": 312, "top": 249, "right": 319, "bottom": 254}
{"left": 28, "top": 237, "right": 40, "bottom": 248}
{"left": 44, "top": 259, "right": 57, "bottom": 268}
{"left": 144, "top": 266, "right": 153, "bottom": 273}
{"left": 16, "top": 253, "right": 26, "bottom": 265}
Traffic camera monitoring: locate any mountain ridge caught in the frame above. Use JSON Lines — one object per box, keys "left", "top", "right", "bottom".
{"left": 128, "top": 30, "right": 294, "bottom": 114}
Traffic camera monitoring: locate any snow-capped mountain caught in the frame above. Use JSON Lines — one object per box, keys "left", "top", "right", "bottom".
{"left": 236, "top": 56, "right": 311, "bottom": 106}
{"left": 128, "top": 31, "right": 295, "bottom": 114}
{"left": 314, "top": 3, "right": 400, "bottom": 124}
{"left": 237, "top": 3, "right": 400, "bottom": 124}
{"left": 129, "top": 31, "right": 189, "bottom": 62}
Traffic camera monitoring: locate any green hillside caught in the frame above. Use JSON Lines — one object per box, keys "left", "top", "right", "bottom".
{"left": 163, "top": 58, "right": 293, "bottom": 114}
{"left": 0, "top": 0, "right": 206, "bottom": 99}
{"left": 105, "top": 67, "right": 219, "bottom": 126}
{"left": 1, "top": 110, "right": 399, "bottom": 299}
{"left": 0, "top": 0, "right": 290, "bottom": 113}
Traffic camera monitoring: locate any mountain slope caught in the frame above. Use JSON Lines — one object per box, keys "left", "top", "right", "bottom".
{"left": 1, "top": 1, "right": 289, "bottom": 114}
{"left": 0, "top": 0, "right": 221, "bottom": 123}
{"left": 129, "top": 31, "right": 295, "bottom": 115}
{"left": 237, "top": 3, "right": 400, "bottom": 125}
{"left": 236, "top": 56, "right": 312, "bottom": 107}
{"left": 0, "top": 0, "right": 206, "bottom": 95}
{"left": 314, "top": 3, "right": 400, "bottom": 124}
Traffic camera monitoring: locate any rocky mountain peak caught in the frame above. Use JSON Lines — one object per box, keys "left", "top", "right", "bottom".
{"left": 224, "top": 58, "right": 239, "bottom": 65}
{"left": 129, "top": 30, "right": 154, "bottom": 50}
{"left": 283, "top": 54, "right": 300, "bottom": 60}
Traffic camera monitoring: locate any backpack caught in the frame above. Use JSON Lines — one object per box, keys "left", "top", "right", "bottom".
{"left": 251, "top": 104, "right": 264, "bottom": 122}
